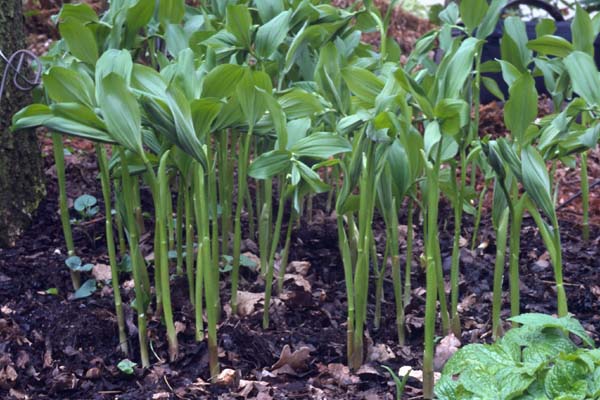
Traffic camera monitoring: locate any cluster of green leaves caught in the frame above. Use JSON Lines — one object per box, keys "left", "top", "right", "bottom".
{"left": 436, "top": 313, "right": 600, "bottom": 400}
{"left": 10, "top": 0, "right": 600, "bottom": 397}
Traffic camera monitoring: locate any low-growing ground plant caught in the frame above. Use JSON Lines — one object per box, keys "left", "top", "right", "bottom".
{"left": 435, "top": 313, "right": 599, "bottom": 399}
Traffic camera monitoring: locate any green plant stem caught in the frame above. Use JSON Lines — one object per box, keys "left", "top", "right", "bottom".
{"left": 184, "top": 179, "right": 195, "bottom": 305}
{"left": 118, "top": 147, "right": 149, "bottom": 368}
{"left": 176, "top": 178, "right": 184, "bottom": 276}
{"left": 263, "top": 179, "right": 287, "bottom": 329}
{"left": 351, "top": 148, "right": 377, "bottom": 370}
{"left": 470, "top": 184, "right": 487, "bottom": 251}
{"left": 113, "top": 179, "right": 127, "bottom": 257}
{"left": 581, "top": 151, "right": 589, "bottom": 241}
{"left": 338, "top": 215, "right": 355, "bottom": 366}
{"left": 388, "top": 198, "right": 405, "bottom": 345}
{"left": 195, "top": 163, "right": 219, "bottom": 378}
{"left": 527, "top": 204, "right": 568, "bottom": 317}
{"left": 450, "top": 154, "right": 467, "bottom": 337}
{"left": 373, "top": 237, "right": 385, "bottom": 330}
{"left": 492, "top": 208, "right": 509, "bottom": 340}
{"left": 157, "top": 151, "right": 178, "bottom": 362}
{"left": 193, "top": 168, "right": 205, "bottom": 340}
{"left": 403, "top": 197, "right": 414, "bottom": 308}
{"left": 231, "top": 129, "right": 253, "bottom": 314}
{"left": 52, "top": 133, "right": 80, "bottom": 290}
{"left": 509, "top": 194, "right": 526, "bottom": 320}
{"left": 423, "top": 156, "right": 440, "bottom": 399}
{"left": 96, "top": 144, "right": 128, "bottom": 354}
{"left": 277, "top": 211, "right": 295, "bottom": 293}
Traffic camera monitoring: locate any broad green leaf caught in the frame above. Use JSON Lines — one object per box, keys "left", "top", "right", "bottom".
{"left": 438, "top": 37, "right": 480, "bottom": 99}
{"left": 290, "top": 133, "right": 352, "bottom": 159}
{"left": 476, "top": 0, "right": 508, "bottom": 39}
{"left": 572, "top": 5, "right": 594, "bottom": 56}
{"left": 497, "top": 59, "right": 522, "bottom": 86}
{"left": 44, "top": 67, "right": 95, "bottom": 108}
{"left": 165, "top": 24, "right": 188, "bottom": 57}
{"left": 424, "top": 120, "right": 441, "bottom": 159}
{"left": 460, "top": 0, "right": 488, "bottom": 33}
{"left": 125, "top": 0, "right": 155, "bottom": 36}
{"left": 52, "top": 102, "right": 107, "bottom": 132}
{"left": 503, "top": 16, "right": 531, "bottom": 71}
{"left": 236, "top": 69, "right": 272, "bottom": 129}
{"left": 527, "top": 35, "right": 573, "bottom": 58}
{"left": 296, "top": 161, "right": 329, "bottom": 193}
{"left": 278, "top": 89, "right": 323, "bottom": 120}
{"left": 545, "top": 359, "right": 588, "bottom": 400}
{"left": 394, "top": 67, "right": 433, "bottom": 117}
{"left": 285, "top": 20, "right": 347, "bottom": 73}
{"left": 255, "top": 0, "right": 284, "bottom": 22}
{"left": 158, "top": 0, "right": 184, "bottom": 25}
{"left": 95, "top": 50, "right": 133, "bottom": 103}
{"left": 341, "top": 66, "right": 385, "bottom": 105}
{"left": 504, "top": 74, "right": 537, "bottom": 144}
{"left": 165, "top": 84, "right": 206, "bottom": 166}
{"left": 201, "top": 64, "right": 245, "bottom": 99}
{"left": 98, "top": 73, "right": 143, "bottom": 154}
{"left": 58, "top": 3, "right": 98, "bottom": 23}
{"left": 482, "top": 76, "right": 505, "bottom": 101}
{"left": 255, "top": 10, "right": 292, "bottom": 58}
{"left": 131, "top": 64, "right": 167, "bottom": 98}
{"left": 12, "top": 104, "right": 114, "bottom": 143}
{"left": 536, "top": 18, "right": 556, "bottom": 37}
{"left": 190, "top": 98, "right": 223, "bottom": 139}
{"left": 521, "top": 146, "right": 554, "bottom": 220}
{"left": 564, "top": 51, "right": 600, "bottom": 106}
{"left": 59, "top": 19, "right": 98, "bottom": 64}
{"left": 509, "top": 313, "right": 594, "bottom": 347}
{"left": 248, "top": 150, "right": 292, "bottom": 179}
{"left": 72, "top": 279, "right": 97, "bottom": 299}
{"left": 226, "top": 4, "right": 252, "bottom": 48}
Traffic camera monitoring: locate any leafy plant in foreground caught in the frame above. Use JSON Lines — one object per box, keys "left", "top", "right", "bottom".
{"left": 436, "top": 313, "right": 599, "bottom": 399}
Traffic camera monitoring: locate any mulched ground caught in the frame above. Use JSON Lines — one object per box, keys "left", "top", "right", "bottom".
{"left": 1, "top": 1, "right": 599, "bottom": 399}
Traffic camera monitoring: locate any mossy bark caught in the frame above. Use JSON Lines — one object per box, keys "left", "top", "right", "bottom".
{"left": 0, "top": 0, "right": 45, "bottom": 247}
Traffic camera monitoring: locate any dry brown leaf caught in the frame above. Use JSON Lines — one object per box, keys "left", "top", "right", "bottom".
{"left": 325, "top": 363, "right": 360, "bottom": 386}
{"left": 236, "top": 291, "right": 263, "bottom": 317}
{"left": 15, "top": 351, "right": 29, "bottom": 369}
{"left": 175, "top": 321, "right": 186, "bottom": 335}
{"left": 367, "top": 343, "right": 395, "bottom": 363}
{"left": 85, "top": 367, "right": 101, "bottom": 380}
{"left": 8, "top": 388, "right": 28, "bottom": 400}
{"left": 215, "top": 368, "right": 240, "bottom": 388}
{"left": 288, "top": 261, "right": 311, "bottom": 275}
{"left": 457, "top": 294, "right": 476, "bottom": 313}
{"left": 0, "top": 365, "right": 18, "bottom": 389}
{"left": 356, "top": 364, "right": 382, "bottom": 377}
{"left": 271, "top": 344, "right": 311, "bottom": 375}
{"left": 434, "top": 333, "right": 461, "bottom": 371}
{"left": 283, "top": 273, "right": 311, "bottom": 292}
{"left": 92, "top": 263, "right": 111, "bottom": 281}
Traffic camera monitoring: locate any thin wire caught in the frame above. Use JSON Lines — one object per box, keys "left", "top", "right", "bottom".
{"left": 0, "top": 49, "right": 42, "bottom": 101}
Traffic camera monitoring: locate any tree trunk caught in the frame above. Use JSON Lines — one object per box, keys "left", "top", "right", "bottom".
{"left": 0, "top": 0, "right": 45, "bottom": 247}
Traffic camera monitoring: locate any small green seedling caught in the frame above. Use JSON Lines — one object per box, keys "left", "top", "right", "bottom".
{"left": 65, "top": 256, "right": 93, "bottom": 272}
{"left": 117, "top": 359, "right": 137, "bottom": 375}
{"left": 74, "top": 194, "right": 99, "bottom": 218}
{"left": 382, "top": 365, "right": 410, "bottom": 400}
{"left": 71, "top": 279, "right": 96, "bottom": 300}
